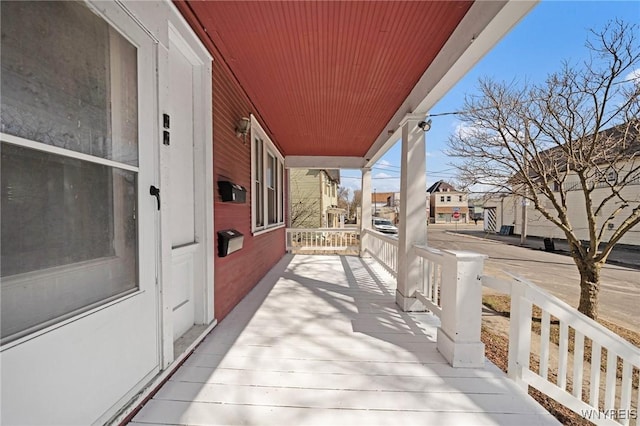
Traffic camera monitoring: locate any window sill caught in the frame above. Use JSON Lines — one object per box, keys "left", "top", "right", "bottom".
{"left": 252, "top": 223, "right": 285, "bottom": 236}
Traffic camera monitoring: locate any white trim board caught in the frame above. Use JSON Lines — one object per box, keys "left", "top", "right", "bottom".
{"left": 285, "top": 155, "right": 366, "bottom": 169}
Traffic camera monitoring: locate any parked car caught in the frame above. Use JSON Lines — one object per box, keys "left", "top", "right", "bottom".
{"left": 372, "top": 217, "right": 398, "bottom": 234}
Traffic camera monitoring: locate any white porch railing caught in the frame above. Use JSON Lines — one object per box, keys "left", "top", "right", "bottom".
{"left": 361, "top": 229, "right": 398, "bottom": 277}
{"left": 363, "top": 231, "right": 484, "bottom": 367}
{"left": 413, "top": 244, "right": 445, "bottom": 318}
{"left": 483, "top": 273, "right": 640, "bottom": 426}
{"left": 285, "top": 228, "right": 359, "bottom": 254}
{"left": 362, "top": 230, "right": 638, "bottom": 425}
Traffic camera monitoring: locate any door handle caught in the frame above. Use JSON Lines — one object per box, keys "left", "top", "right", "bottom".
{"left": 149, "top": 185, "right": 160, "bottom": 210}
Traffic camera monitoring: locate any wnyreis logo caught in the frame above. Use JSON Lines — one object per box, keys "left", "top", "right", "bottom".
{"left": 581, "top": 409, "right": 638, "bottom": 421}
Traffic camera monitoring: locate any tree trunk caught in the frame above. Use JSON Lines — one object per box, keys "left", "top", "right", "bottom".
{"left": 576, "top": 259, "right": 602, "bottom": 320}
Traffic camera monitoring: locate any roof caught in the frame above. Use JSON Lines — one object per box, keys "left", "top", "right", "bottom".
{"left": 426, "top": 181, "right": 461, "bottom": 193}
{"left": 176, "top": 1, "right": 536, "bottom": 167}
{"left": 324, "top": 169, "right": 341, "bottom": 184}
{"left": 513, "top": 121, "right": 640, "bottom": 184}
{"left": 542, "top": 121, "right": 640, "bottom": 166}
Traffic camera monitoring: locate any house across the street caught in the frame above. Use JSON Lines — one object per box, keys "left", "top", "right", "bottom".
{"left": 427, "top": 181, "right": 470, "bottom": 223}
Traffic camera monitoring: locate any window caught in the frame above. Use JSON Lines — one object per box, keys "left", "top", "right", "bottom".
{"left": 254, "top": 138, "right": 263, "bottom": 228}
{"left": 267, "top": 154, "right": 277, "bottom": 224}
{"left": 251, "top": 116, "right": 284, "bottom": 232}
{"left": 446, "top": 196, "right": 451, "bottom": 202}
{"left": 1, "top": 1, "right": 139, "bottom": 343}
{"left": 459, "top": 195, "right": 463, "bottom": 202}
{"left": 440, "top": 196, "right": 445, "bottom": 202}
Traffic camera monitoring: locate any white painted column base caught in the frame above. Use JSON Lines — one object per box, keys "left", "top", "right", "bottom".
{"left": 437, "top": 328, "right": 485, "bottom": 368}
{"left": 437, "top": 250, "right": 487, "bottom": 368}
{"left": 395, "top": 290, "right": 426, "bottom": 312}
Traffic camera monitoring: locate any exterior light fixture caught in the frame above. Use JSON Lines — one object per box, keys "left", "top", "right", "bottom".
{"left": 418, "top": 119, "right": 432, "bottom": 132}
{"left": 235, "top": 117, "right": 251, "bottom": 143}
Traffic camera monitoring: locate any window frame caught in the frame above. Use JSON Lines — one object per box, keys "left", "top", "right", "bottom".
{"left": 251, "top": 115, "right": 284, "bottom": 234}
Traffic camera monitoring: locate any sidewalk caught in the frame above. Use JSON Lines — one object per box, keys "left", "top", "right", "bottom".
{"left": 451, "top": 227, "right": 640, "bottom": 269}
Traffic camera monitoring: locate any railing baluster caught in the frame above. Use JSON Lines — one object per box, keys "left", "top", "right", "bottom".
{"left": 604, "top": 350, "right": 617, "bottom": 411}
{"left": 428, "top": 261, "right": 433, "bottom": 303}
{"left": 434, "top": 265, "right": 440, "bottom": 306}
{"left": 508, "top": 281, "right": 532, "bottom": 389}
{"left": 635, "top": 374, "right": 640, "bottom": 426}
{"left": 436, "top": 264, "right": 442, "bottom": 306}
{"left": 619, "top": 361, "right": 632, "bottom": 426}
{"left": 539, "top": 310, "right": 550, "bottom": 380}
{"left": 572, "top": 330, "right": 584, "bottom": 399}
{"left": 425, "top": 259, "right": 432, "bottom": 300}
{"left": 558, "top": 321, "right": 568, "bottom": 390}
{"left": 589, "top": 342, "right": 602, "bottom": 408}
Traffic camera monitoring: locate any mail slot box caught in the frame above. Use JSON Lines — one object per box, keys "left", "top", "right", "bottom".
{"left": 218, "top": 181, "right": 247, "bottom": 203}
{"left": 217, "top": 229, "right": 244, "bottom": 257}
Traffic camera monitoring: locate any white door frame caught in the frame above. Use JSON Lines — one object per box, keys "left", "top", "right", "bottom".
{"left": 157, "top": 15, "right": 214, "bottom": 368}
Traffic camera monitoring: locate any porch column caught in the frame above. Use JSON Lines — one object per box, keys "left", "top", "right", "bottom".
{"left": 396, "top": 118, "right": 427, "bottom": 311}
{"left": 360, "top": 167, "right": 372, "bottom": 257}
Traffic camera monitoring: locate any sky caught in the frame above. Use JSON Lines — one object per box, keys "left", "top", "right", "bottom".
{"left": 339, "top": 0, "right": 640, "bottom": 197}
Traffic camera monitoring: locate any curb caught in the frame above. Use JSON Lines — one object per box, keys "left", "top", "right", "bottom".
{"left": 446, "top": 230, "right": 640, "bottom": 270}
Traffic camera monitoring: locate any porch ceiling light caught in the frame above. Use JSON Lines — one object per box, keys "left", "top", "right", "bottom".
{"left": 418, "top": 119, "right": 432, "bottom": 132}
{"left": 235, "top": 117, "right": 251, "bottom": 143}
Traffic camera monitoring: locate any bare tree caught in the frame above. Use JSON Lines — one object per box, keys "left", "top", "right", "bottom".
{"left": 289, "top": 178, "right": 322, "bottom": 228}
{"left": 349, "top": 189, "right": 362, "bottom": 222}
{"left": 337, "top": 186, "right": 350, "bottom": 211}
{"left": 447, "top": 20, "right": 640, "bottom": 320}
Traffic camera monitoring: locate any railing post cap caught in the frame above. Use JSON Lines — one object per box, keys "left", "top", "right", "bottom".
{"left": 442, "top": 250, "right": 488, "bottom": 261}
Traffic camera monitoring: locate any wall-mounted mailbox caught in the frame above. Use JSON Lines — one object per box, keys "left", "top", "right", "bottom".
{"left": 218, "top": 181, "right": 247, "bottom": 203}
{"left": 217, "top": 229, "right": 244, "bottom": 257}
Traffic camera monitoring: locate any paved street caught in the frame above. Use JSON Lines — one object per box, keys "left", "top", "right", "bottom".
{"left": 426, "top": 223, "right": 640, "bottom": 332}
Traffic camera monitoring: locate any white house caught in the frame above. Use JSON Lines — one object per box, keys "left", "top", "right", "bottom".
{"left": 427, "top": 181, "right": 470, "bottom": 223}
{"left": 484, "top": 123, "right": 640, "bottom": 245}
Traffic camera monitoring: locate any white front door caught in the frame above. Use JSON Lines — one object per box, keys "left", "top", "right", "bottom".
{"left": 168, "top": 31, "right": 203, "bottom": 342}
{"left": 0, "top": 2, "right": 160, "bottom": 424}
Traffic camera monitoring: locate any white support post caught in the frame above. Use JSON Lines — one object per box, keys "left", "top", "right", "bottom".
{"left": 360, "top": 167, "right": 372, "bottom": 257}
{"left": 396, "top": 118, "right": 427, "bottom": 311}
{"left": 437, "top": 250, "right": 486, "bottom": 368}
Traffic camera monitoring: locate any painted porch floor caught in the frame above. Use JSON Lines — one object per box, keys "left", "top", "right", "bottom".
{"left": 130, "top": 254, "right": 559, "bottom": 426}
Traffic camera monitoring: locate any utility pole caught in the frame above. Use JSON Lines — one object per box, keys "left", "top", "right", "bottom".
{"left": 373, "top": 188, "right": 377, "bottom": 217}
{"left": 521, "top": 195, "right": 528, "bottom": 245}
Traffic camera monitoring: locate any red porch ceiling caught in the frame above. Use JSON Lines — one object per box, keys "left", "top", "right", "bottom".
{"left": 184, "top": 1, "right": 473, "bottom": 158}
